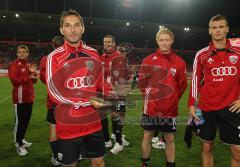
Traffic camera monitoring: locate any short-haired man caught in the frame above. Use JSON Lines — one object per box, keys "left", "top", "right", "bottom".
{"left": 8, "top": 45, "right": 38, "bottom": 156}
{"left": 188, "top": 14, "right": 240, "bottom": 167}
{"left": 138, "top": 27, "right": 187, "bottom": 167}
{"left": 46, "top": 10, "right": 109, "bottom": 167}
{"left": 40, "top": 36, "right": 64, "bottom": 165}
{"left": 100, "top": 34, "right": 130, "bottom": 154}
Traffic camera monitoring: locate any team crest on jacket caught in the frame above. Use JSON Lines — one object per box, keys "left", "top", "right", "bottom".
{"left": 229, "top": 55, "right": 238, "bottom": 64}
{"left": 170, "top": 68, "right": 176, "bottom": 76}
{"left": 113, "top": 70, "right": 119, "bottom": 77}
{"left": 85, "top": 60, "right": 94, "bottom": 71}
{"left": 21, "top": 68, "right": 26, "bottom": 72}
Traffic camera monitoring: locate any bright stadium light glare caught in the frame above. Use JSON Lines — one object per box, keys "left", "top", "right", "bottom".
{"left": 184, "top": 27, "right": 190, "bottom": 32}
{"left": 126, "top": 22, "right": 130, "bottom": 26}
{"left": 121, "top": 0, "right": 139, "bottom": 8}
{"left": 159, "top": 25, "right": 164, "bottom": 29}
{"left": 15, "top": 13, "right": 19, "bottom": 18}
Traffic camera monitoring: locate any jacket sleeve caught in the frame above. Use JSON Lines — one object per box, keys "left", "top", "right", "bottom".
{"left": 46, "top": 53, "right": 68, "bottom": 105}
{"left": 137, "top": 58, "right": 151, "bottom": 97}
{"left": 40, "top": 56, "right": 47, "bottom": 84}
{"left": 188, "top": 53, "right": 204, "bottom": 107}
{"left": 177, "top": 59, "right": 187, "bottom": 99}
{"left": 8, "top": 62, "right": 30, "bottom": 86}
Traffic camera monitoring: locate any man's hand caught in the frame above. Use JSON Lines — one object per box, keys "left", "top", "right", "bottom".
{"left": 189, "top": 106, "right": 199, "bottom": 120}
{"left": 29, "top": 73, "right": 38, "bottom": 80}
{"left": 29, "top": 64, "right": 37, "bottom": 73}
{"left": 90, "top": 97, "right": 111, "bottom": 109}
{"left": 229, "top": 99, "right": 240, "bottom": 113}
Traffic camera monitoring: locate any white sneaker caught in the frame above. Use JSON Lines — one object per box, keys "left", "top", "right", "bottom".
{"left": 122, "top": 137, "right": 130, "bottom": 147}
{"left": 111, "top": 133, "right": 126, "bottom": 141}
{"left": 15, "top": 139, "right": 32, "bottom": 148}
{"left": 110, "top": 142, "right": 124, "bottom": 154}
{"left": 151, "top": 137, "right": 159, "bottom": 143}
{"left": 111, "top": 134, "right": 129, "bottom": 146}
{"left": 22, "top": 139, "right": 32, "bottom": 148}
{"left": 105, "top": 140, "right": 113, "bottom": 148}
{"left": 51, "top": 156, "right": 61, "bottom": 166}
{"left": 78, "top": 154, "right": 83, "bottom": 161}
{"left": 17, "top": 146, "right": 28, "bottom": 156}
{"left": 152, "top": 141, "right": 165, "bottom": 149}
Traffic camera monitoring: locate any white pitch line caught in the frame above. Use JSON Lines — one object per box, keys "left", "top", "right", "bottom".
{"left": 0, "top": 95, "right": 11, "bottom": 104}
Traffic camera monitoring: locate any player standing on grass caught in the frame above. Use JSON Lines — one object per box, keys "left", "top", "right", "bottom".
{"left": 138, "top": 27, "right": 187, "bottom": 167}
{"left": 188, "top": 14, "right": 240, "bottom": 167}
{"left": 100, "top": 35, "right": 130, "bottom": 154}
{"left": 8, "top": 45, "right": 38, "bottom": 156}
{"left": 46, "top": 10, "right": 113, "bottom": 167}
{"left": 40, "top": 36, "right": 64, "bottom": 166}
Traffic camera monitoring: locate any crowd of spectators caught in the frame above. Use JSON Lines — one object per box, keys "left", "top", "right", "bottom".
{"left": 0, "top": 42, "right": 195, "bottom": 75}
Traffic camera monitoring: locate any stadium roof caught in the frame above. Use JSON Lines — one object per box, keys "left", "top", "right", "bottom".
{"left": 0, "top": 0, "right": 239, "bottom": 50}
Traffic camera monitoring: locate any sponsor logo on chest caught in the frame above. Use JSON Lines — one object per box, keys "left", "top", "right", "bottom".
{"left": 211, "top": 66, "right": 237, "bottom": 76}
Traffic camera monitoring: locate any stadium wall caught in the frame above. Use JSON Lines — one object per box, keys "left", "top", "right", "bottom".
{"left": 0, "top": 69, "right": 8, "bottom": 77}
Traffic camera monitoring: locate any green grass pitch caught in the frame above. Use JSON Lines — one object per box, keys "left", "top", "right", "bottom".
{"left": 0, "top": 77, "right": 230, "bottom": 167}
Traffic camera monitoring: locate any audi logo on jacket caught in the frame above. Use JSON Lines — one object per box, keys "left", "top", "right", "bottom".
{"left": 8, "top": 59, "right": 38, "bottom": 104}
{"left": 46, "top": 41, "right": 111, "bottom": 139}
{"left": 138, "top": 49, "right": 187, "bottom": 117}
{"left": 188, "top": 39, "right": 240, "bottom": 111}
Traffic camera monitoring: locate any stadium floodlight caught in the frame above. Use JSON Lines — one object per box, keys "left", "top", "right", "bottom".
{"left": 126, "top": 22, "right": 130, "bottom": 26}
{"left": 159, "top": 25, "right": 164, "bottom": 29}
{"left": 15, "top": 13, "right": 19, "bottom": 18}
{"left": 184, "top": 27, "right": 190, "bottom": 32}
{"left": 121, "top": 0, "right": 138, "bottom": 8}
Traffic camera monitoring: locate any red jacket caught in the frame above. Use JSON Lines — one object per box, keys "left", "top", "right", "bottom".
{"left": 138, "top": 49, "right": 187, "bottom": 117}
{"left": 40, "top": 56, "right": 56, "bottom": 109}
{"left": 46, "top": 41, "right": 111, "bottom": 139}
{"left": 101, "top": 51, "right": 129, "bottom": 85}
{"left": 8, "top": 59, "right": 38, "bottom": 104}
{"left": 188, "top": 40, "right": 240, "bottom": 111}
